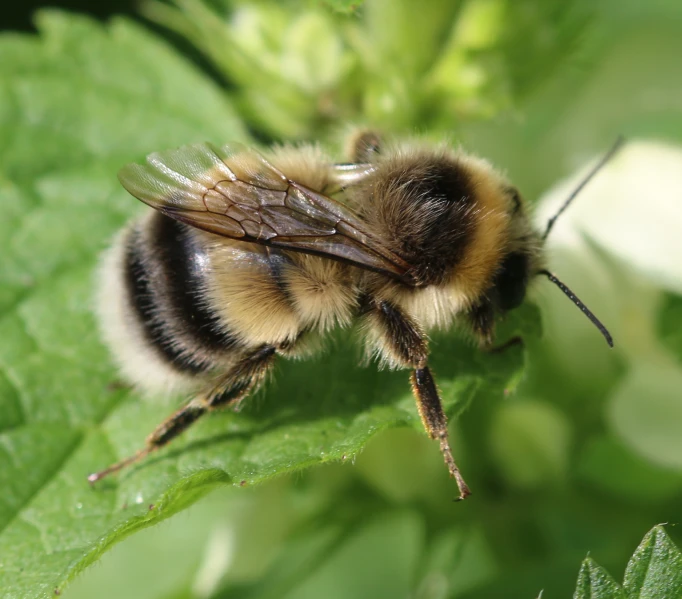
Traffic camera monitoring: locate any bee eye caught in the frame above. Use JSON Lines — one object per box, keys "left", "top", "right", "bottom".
{"left": 494, "top": 252, "right": 529, "bottom": 311}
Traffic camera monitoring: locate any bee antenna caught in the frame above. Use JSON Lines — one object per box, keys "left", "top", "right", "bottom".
{"left": 542, "top": 137, "right": 625, "bottom": 241}
{"left": 538, "top": 269, "right": 613, "bottom": 348}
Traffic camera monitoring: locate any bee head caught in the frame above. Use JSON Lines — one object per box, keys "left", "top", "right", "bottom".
{"left": 360, "top": 140, "right": 616, "bottom": 349}
{"left": 488, "top": 137, "right": 625, "bottom": 348}
{"left": 485, "top": 186, "right": 544, "bottom": 313}
{"left": 482, "top": 177, "right": 614, "bottom": 348}
{"left": 490, "top": 250, "right": 532, "bottom": 312}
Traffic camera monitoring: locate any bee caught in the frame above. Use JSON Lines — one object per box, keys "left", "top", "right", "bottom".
{"left": 90, "top": 130, "right": 619, "bottom": 499}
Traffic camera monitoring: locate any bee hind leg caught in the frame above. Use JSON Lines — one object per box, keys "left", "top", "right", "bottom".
{"left": 207, "top": 345, "right": 277, "bottom": 412}
{"left": 88, "top": 345, "right": 277, "bottom": 484}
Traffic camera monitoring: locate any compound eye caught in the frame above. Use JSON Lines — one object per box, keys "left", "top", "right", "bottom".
{"left": 494, "top": 252, "right": 529, "bottom": 311}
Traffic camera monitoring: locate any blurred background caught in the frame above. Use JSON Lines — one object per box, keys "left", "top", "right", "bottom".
{"left": 3, "top": 0, "right": 682, "bottom": 597}
{"left": 4, "top": 2, "right": 136, "bottom": 31}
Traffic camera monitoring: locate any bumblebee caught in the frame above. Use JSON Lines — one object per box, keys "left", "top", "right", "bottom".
{"left": 91, "top": 131, "right": 616, "bottom": 499}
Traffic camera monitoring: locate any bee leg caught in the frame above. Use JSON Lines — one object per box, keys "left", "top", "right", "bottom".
{"left": 88, "top": 346, "right": 277, "bottom": 484}
{"left": 206, "top": 345, "right": 277, "bottom": 412}
{"left": 327, "top": 130, "right": 383, "bottom": 194}
{"left": 347, "top": 129, "right": 383, "bottom": 162}
{"left": 466, "top": 300, "right": 524, "bottom": 353}
{"left": 467, "top": 299, "right": 496, "bottom": 347}
{"left": 411, "top": 366, "right": 471, "bottom": 501}
{"left": 487, "top": 336, "right": 524, "bottom": 354}
{"left": 369, "top": 299, "right": 471, "bottom": 500}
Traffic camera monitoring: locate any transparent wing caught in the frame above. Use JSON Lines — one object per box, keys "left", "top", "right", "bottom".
{"left": 118, "top": 142, "right": 415, "bottom": 284}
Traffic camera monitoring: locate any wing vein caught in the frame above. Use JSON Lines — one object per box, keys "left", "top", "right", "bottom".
{"left": 118, "top": 142, "right": 418, "bottom": 286}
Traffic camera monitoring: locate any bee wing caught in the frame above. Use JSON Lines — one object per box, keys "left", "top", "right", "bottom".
{"left": 118, "top": 142, "right": 415, "bottom": 284}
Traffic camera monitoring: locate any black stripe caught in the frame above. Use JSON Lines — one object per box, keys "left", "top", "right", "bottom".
{"left": 148, "top": 214, "right": 239, "bottom": 353}
{"left": 124, "top": 226, "right": 207, "bottom": 373}
{"left": 265, "top": 247, "right": 294, "bottom": 300}
{"left": 124, "top": 214, "right": 241, "bottom": 374}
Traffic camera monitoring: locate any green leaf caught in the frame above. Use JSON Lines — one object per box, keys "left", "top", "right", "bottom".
{"left": 573, "top": 558, "right": 625, "bottom": 599}
{"left": 0, "top": 10, "right": 538, "bottom": 598}
{"left": 623, "top": 525, "right": 682, "bottom": 599}
{"left": 0, "top": 10, "right": 248, "bottom": 597}
{"left": 0, "top": 12, "right": 245, "bottom": 185}
{"left": 570, "top": 526, "right": 682, "bottom": 599}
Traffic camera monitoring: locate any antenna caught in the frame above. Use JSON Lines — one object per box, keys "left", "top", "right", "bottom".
{"left": 538, "top": 138, "right": 623, "bottom": 347}
{"left": 543, "top": 137, "right": 625, "bottom": 241}
{"left": 539, "top": 269, "right": 613, "bottom": 347}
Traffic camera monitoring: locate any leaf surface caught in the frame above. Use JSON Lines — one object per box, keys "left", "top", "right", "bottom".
{"left": 0, "top": 11, "right": 537, "bottom": 598}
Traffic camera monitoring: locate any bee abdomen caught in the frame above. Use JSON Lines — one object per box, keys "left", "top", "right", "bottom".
{"left": 122, "top": 213, "right": 241, "bottom": 375}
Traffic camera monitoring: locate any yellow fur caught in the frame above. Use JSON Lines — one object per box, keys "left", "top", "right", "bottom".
{"left": 446, "top": 153, "right": 512, "bottom": 303}
{"left": 205, "top": 237, "right": 303, "bottom": 346}
{"left": 267, "top": 144, "right": 333, "bottom": 192}
{"left": 284, "top": 254, "right": 358, "bottom": 331}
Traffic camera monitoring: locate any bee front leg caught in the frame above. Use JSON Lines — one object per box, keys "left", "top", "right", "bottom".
{"left": 466, "top": 299, "right": 496, "bottom": 348}
{"left": 88, "top": 345, "right": 277, "bottom": 484}
{"left": 467, "top": 299, "right": 524, "bottom": 354}
{"left": 367, "top": 299, "right": 471, "bottom": 500}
